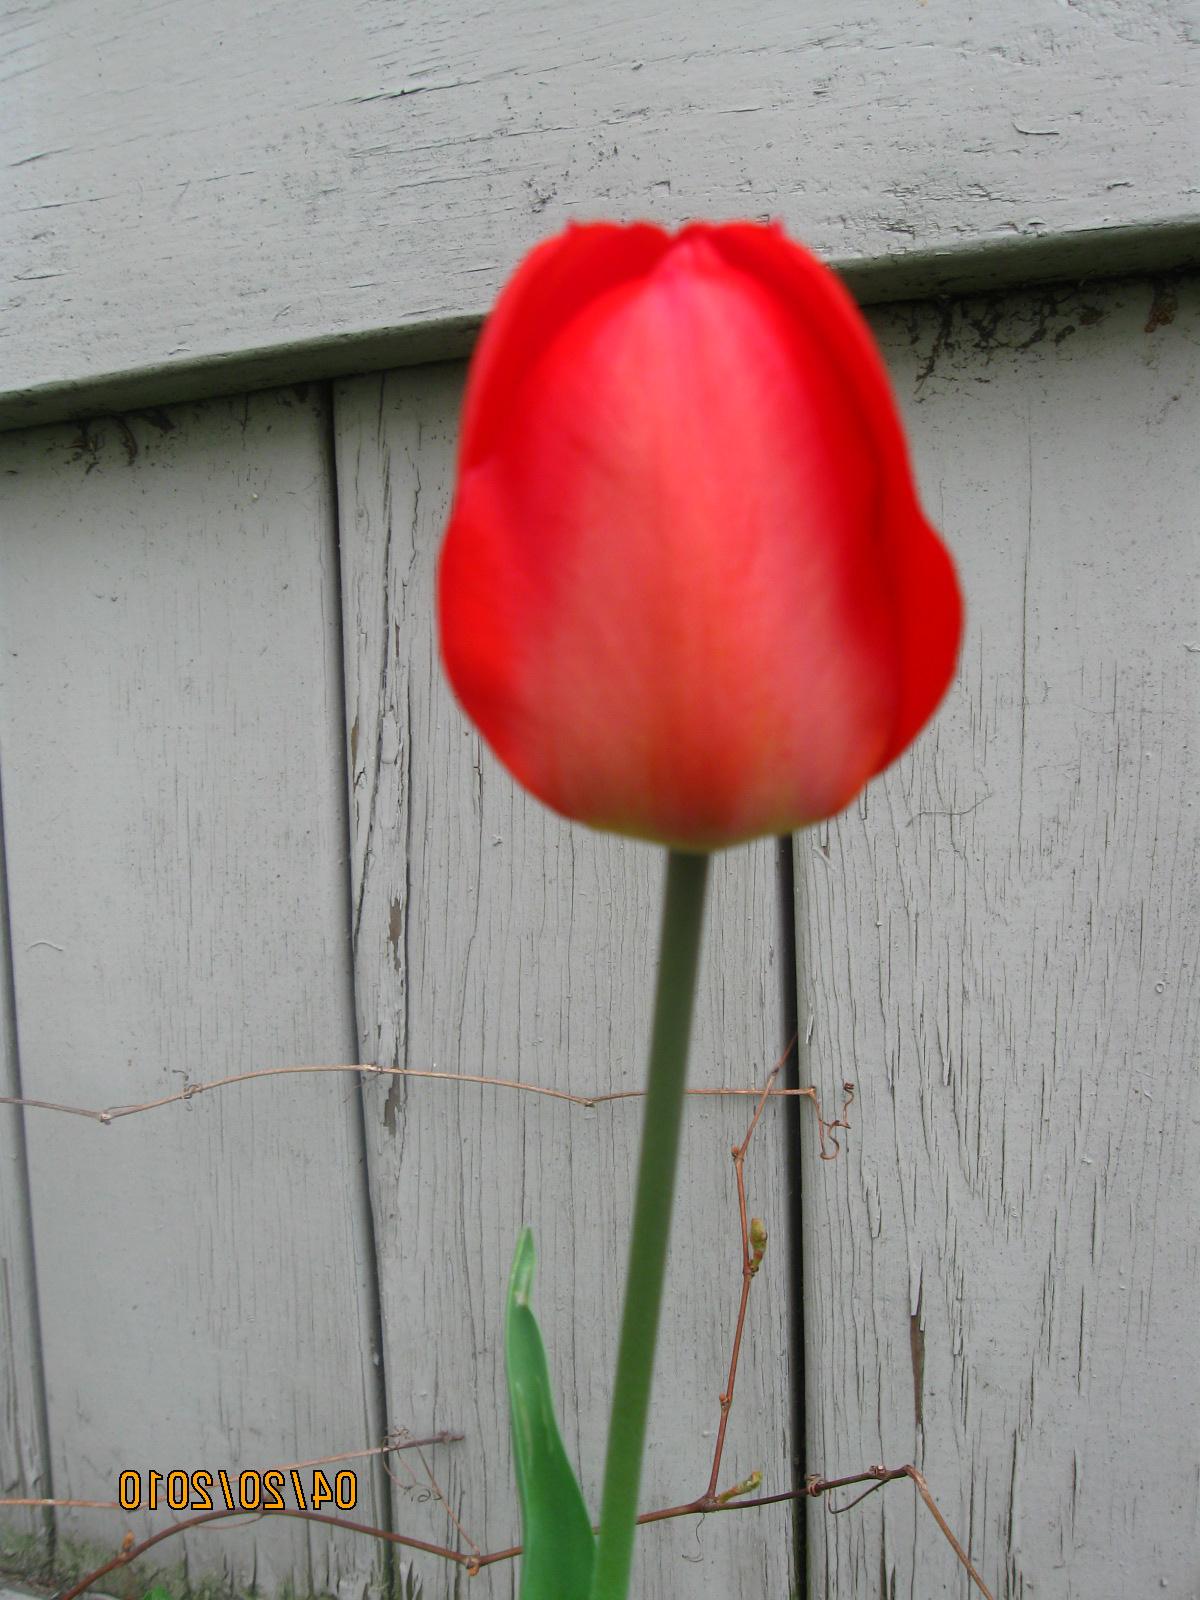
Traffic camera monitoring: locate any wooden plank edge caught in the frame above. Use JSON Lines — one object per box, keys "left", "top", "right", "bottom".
{"left": 3, "top": 215, "right": 1198, "bottom": 433}
{"left": 0, "top": 767, "right": 54, "bottom": 1561}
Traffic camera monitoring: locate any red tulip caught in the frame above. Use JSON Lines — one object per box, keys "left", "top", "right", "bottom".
{"left": 438, "top": 221, "right": 962, "bottom": 851}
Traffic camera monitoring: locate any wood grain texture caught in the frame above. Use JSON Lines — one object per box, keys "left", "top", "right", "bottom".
{"left": 5, "top": 0, "right": 1198, "bottom": 423}
{"left": 794, "top": 275, "right": 1200, "bottom": 1597}
{"left": 0, "top": 392, "right": 386, "bottom": 1595}
{"left": 334, "top": 366, "right": 799, "bottom": 1599}
{"left": 0, "top": 772, "right": 50, "bottom": 1557}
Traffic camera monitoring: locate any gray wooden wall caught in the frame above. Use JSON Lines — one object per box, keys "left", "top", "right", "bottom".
{"left": 3, "top": 3, "right": 1198, "bottom": 1596}
{"left": 2, "top": 272, "right": 1196, "bottom": 1600}
{"left": 4, "top": 0, "right": 1197, "bottom": 428}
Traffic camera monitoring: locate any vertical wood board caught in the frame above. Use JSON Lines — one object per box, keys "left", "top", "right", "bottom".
{"left": 0, "top": 393, "right": 385, "bottom": 1595}
{"left": 0, "top": 770, "right": 49, "bottom": 1555}
{"left": 334, "top": 366, "right": 800, "bottom": 1600}
{"left": 795, "top": 275, "right": 1199, "bottom": 1597}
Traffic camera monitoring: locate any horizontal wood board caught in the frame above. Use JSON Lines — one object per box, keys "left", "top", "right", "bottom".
{"left": 0, "top": 392, "right": 387, "bottom": 1595}
{"left": 4, "top": 0, "right": 1198, "bottom": 426}
{"left": 795, "top": 276, "right": 1200, "bottom": 1595}
{"left": 333, "top": 365, "right": 799, "bottom": 1599}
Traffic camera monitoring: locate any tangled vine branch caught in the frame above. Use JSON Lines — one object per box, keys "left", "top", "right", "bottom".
{"left": 0, "top": 1061, "right": 851, "bottom": 1153}
{"left": 2, "top": 1044, "right": 992, "bottom": 1595}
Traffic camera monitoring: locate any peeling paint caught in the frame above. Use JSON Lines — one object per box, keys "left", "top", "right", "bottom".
{"left": 1144, "top": 282, "right": 1178, "bottom": 332}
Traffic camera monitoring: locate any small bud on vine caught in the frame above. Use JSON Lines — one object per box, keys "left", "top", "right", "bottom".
{"left": 717, "top": 1469, "right": 763, "bottom": 1505}
{"left": 749, "top": 1216, "right": 768, "bottom": 1275}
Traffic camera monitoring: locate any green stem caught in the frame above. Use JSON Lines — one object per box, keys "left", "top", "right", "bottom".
{"left": 589, "top": 848, "right": 710, "bottom": 1600}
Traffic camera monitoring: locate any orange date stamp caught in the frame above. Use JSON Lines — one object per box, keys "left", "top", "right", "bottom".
{"left": 117, "top": 1468, "right": 357, "bottom": 1513}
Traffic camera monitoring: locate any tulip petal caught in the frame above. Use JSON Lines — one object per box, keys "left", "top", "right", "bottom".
{"left": 459, "top": 223, "right": 672, "bottom": 473}
{"left": 439, "top": 221, "right": 963, "bottom": 848}
{"left": 703, "top": 223, "right": 963, "bottom": 766}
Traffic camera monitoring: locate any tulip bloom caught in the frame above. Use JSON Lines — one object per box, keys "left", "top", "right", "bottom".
{"left": 438, "top": 220, "right": 961, "bottom": 850}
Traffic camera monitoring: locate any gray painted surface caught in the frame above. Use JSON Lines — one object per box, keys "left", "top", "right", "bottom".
{"left": 333, "top": 365, "right": 798, "bottom": 1599}
{"left": 0, "top": 392, "right": 385, "bottom": 1596}
{"left": 0, "top": 769, "right": 48, "bottom": 1552}
{"left": 0, "top": 272, "right": 1195, "bottom": 1600}
{"left": 4, "top": 223, "right": 1200, "bottom": 436}
{"left": 796, "top": 276, "right": 1200, "bottom": 1595}
{"left": 3, "top": 1, "right": 1197, "bottom": 425}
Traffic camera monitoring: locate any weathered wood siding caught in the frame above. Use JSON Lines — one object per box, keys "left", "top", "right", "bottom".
{"left": 0, "top": 393, "right": 386, "bottom": 1596}
{"left": 796, "top": 275, "right": 1200, "bottom": 1596}
{"left": 4, "top": 1, "right": 1198, "bottom": 425}
{"left": 1, "top": 270, "right": 1196, "bottom": 1600}
{"left": 333, "top": 365, "right": 798, "bottom": 1599}
{"left": 0, "top": 784, "right": 48, "bottom": 1553}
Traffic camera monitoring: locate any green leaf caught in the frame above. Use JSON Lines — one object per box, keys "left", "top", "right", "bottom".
{"left": 505, "top": 1228, "right": 595, "bottom": 1600}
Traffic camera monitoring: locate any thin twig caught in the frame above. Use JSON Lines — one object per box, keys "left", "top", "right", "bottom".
{"left": 0, "top": 1063, "right": 842, "bottom": 1124}
{"left": 811, "top": 1080, "right": 856, "bottom": 1160}
{"left": 703, "top": 1038, "right": 793, "bottom": 1499}
{"left": 15, "top": 1464, "right": 993, "bottom": 1598}
{"left": 3, "top": 1499, "right": 123, "bottom": 1511}
{"left": 381, "top": 1439, "right": 431, "bottom": 1503}
{"left": 279, "top": 1432, "right": 462, "bottom": 1473}
{"left": 1, "top": 1057, "right": 995, "bottom": 1594}
{"left": 4, "top": 1434, "right": 465, "bottom": 1518}
{"left": 49, "top": 1506, "right": 479, "bottom": 1600}
{"left": 386, "top": 1426, "right": 479, "bottom": 1560}
{"left": 905, "top": 1465, "right": 994, "bottom": 1598}
{"left": 4, "top": 1432, "right": 466, "bottom": 1515}
{"left": 805, "top": 1466, "right": 995, "bottom": 1599}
